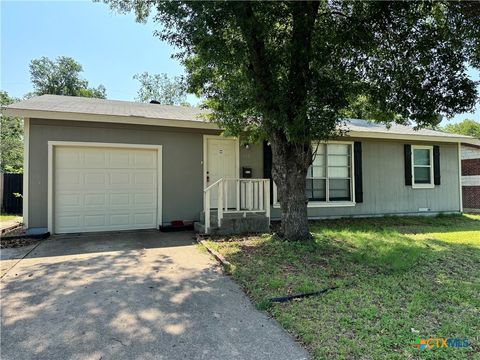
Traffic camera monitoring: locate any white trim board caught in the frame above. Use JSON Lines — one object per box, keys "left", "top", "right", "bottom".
{"left": 461, "top": 175, "right": 480, "bottom": 186}
{"left": 47, "top": 141, "right": 163, "bottom": 234}
{"left": 23, "top": 118, "right": 30, "bottom": 228}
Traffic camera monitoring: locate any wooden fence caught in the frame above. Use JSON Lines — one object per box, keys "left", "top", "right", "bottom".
{"left": 1, "top": 173, "right": 23, "bottom": 215}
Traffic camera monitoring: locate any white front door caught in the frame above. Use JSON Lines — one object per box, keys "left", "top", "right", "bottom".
{"left": 205, "top": 137, "right": 237, "bottom": 207}
{"left": 54, "top": 146, "right": 158, "bottom": 233}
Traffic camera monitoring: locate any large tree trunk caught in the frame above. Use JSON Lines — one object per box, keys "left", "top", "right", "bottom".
{"left": 270, "top": 133, "right": 312, "bottom": 241}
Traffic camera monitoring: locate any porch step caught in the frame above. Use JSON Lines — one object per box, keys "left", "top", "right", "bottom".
{"left": 195, "top": 212, "right": 270, "bottom": 235}
{"left": 199, "top": 210, "right": 267, "bottom": 228}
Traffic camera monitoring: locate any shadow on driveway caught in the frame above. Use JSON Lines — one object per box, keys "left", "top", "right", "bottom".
{"left": 1, "top": 230, "right": 308, "bottom": 360}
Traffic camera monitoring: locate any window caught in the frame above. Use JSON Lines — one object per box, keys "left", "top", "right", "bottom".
{"left": 412, "top": 145, "right": 434, "bottom": 188}
{"left": 274, "top": 142, "right": 355, "bottom": 207}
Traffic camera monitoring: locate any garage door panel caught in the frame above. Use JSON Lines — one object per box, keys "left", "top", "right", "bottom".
{"left": 56, "top": 171, "right": 81, "bottom": 188}
{"left": 134, "top": 172, "right": 156, "bottom": 185}
{"left": 56, "top": 148, "right": 81, "bottom": 168}
{"left": 84, "top": 215, "right": 106, "bottom": 227}
{"left": 134, "top": 213, "right": 155, "bottom": 225}
{"left": 134, "top": 151, "right": 157, "bottom": 169}
{"left": 84, "top": 150, "right": 107, "bottom": 168}
{"left": 84, "top": 173, "right": 107, "bottom": 186}
{"left": 134, "top": 193, "right": 155, "bottom": 206}
{"left": 56, "top": 193, "right": 81, "bottom": 208}
{"left": 84, "top": 193, "right": 107, "bottom": 207}
{"left": 109, "top": 151, "right": 131, "bottom": 168}
{"left": 56, "top": 215, "right": 81, "bottom": 229}
{"left": 54, "top": 146, "right": 158, "bottom": 233}
{"left": 110, "top": 214, "right": 131, "bottom": 226}
{"left": 110, "top": 193, "right": 130, "bottom": 206}
{"left": 109, "top": 172, "right": 131, "bottom": 186}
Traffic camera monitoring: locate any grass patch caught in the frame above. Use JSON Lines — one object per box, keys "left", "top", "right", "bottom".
{"left": 0, "top": 213, "right": 21, "bottom": 223}
{"left": 205, "top": 215, "right": 480, "bottom": 359}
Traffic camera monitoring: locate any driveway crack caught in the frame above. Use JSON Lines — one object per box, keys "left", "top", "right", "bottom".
{"left": 1, "top": 241, "right": 42, "bottom": 280}
{"left": 111, "top": 338, "right": 127, "bottom": 347}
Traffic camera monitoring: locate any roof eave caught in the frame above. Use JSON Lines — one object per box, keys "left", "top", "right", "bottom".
{"left": 2, "top": 107, "right": 220, "bottom": 130}
{"left": 1, "top": 107, "right": 467, "bottom": 142}
{"left": 346, "top": 130, "right": 467, "bottom": 143}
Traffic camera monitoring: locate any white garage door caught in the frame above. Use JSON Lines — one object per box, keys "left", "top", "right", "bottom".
{"left": 54, "top": 146, "right": 158, "bottom": 234}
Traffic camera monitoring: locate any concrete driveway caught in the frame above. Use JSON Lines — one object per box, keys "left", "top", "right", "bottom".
{"left": 1, "top": 231, "right": 308, "bottom": 360}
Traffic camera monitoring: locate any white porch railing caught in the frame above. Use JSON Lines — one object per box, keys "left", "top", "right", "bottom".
{"left": 203, "top": 178, "right": 271, "bottom": 233}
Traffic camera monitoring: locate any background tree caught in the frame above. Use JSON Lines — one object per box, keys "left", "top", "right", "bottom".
{"left": 0, "top": 91, "right": 23, "bottom": 173}
{"left": 29, "top": 56, "right": 106, "bottom": 98}
{"left": 104, "top": 1, "right": 480, "bottom": 240}
{"left": 133, "top": 72, "right": 188, "bottom": 105}
{"left": 443, "top": 119, "right": 480, "bottom": 139}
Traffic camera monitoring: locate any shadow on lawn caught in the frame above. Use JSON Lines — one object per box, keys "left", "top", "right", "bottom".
{"left": 312, "top": 214, "right": 479, "bottom": 233}
{"left": 208, "top": 217, "right": 480, "bottom": 359}
{"left": 219, "top": 215, "right": 480, "bottom": 283}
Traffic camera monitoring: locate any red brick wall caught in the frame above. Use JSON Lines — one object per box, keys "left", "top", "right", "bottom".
{"left": 461, "top": 159, "right": 480, "bottom": 176}
{"left": 463, "top": 186, "right": 480, "bottom": 209}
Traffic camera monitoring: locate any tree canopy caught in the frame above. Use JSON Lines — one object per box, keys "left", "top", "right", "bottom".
{"left": 29, "top": 56, "right": 106, "bottom": 98}
{"left": 0, "top": 91, "right": 23, "bottom": 173}
{"left": 444, "top": 119, "right": 480, "bottom": 139}
{"left": 133, "top": 72, "right": 188, "bottom": 105}
{"left": 103, "top": 0, "right": 480, "bottom": 240}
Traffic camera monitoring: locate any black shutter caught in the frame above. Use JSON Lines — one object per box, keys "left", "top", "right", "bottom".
{"left": 404, "top": 144, "right": 412, "bottom": 186}
{"left": 263, "top": 141, "right": 273, "bottom": 204}
{"left": 433, "top": 145, "right": 440, "bottom": 185}
{"left": 354, "top": 142, "right": 363, "bottom": 203}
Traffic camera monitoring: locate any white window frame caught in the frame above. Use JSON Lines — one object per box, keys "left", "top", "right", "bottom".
{"left": 411, "top": 145, "right": 434, "bottom": 189}
{"left": 273, "top": 141, "right": 356, "bottom": 208}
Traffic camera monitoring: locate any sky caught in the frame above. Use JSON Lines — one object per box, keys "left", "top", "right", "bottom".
{"left": 1, "top": 0, "right": 479, "bottom": 126}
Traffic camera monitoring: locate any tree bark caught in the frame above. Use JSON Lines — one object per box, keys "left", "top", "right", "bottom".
{"left": 271, "top": 133, "right": 312, "bottom": 241}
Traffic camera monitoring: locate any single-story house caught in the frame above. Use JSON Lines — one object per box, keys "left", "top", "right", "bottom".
{"left": 2, "top": 95, "right": 473, "bottom": 235}
{"left": 461, "top": 139, "right": 480, "bottom": 212}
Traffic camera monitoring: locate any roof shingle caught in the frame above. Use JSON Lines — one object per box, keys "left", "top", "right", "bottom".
{"left": 2, "top": 94, "right": 473, "bottom": 140}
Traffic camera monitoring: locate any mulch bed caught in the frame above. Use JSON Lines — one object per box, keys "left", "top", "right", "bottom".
{"left": 1, "top": 237, "right": 41, "bottom": 249}
{"left": 0, "top": 228, "right": 47, "bottom": 249}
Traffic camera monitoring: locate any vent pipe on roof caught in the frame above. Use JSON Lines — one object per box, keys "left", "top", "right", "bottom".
{"left": 150, "top": 100, "right": 160, "bottom": 104}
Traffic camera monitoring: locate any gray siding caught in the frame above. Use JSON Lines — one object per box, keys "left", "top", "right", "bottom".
{"left": 27, "top": 118, "right": 461, "bottom": 229}
{"left": 240, "top": 142, "right": 263, "bottom": 179}
{"left": 28, "top": 118, "right": 220, "bottom": 228}
{"left": 270, "top": 139, "right": 461, "bottom": 218}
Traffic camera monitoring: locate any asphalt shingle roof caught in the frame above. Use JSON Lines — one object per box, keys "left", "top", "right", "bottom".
{"left": 4, "top": 94, "right": 208, "bottom": 122}
{"left": 2, "top": 94, "right": 473, "bottom": 140}
{"left": 342, "top": 119, "right": 468, "bottom": 139}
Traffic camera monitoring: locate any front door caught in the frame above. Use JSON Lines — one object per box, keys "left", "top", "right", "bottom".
{"left": 205, "top": 137, "right": 237, "bottom": 208}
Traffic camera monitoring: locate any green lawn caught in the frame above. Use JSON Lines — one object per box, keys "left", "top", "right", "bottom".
{"left": 0, "top": 214, "right": 22, "bottom": 223}
{"left": 205, "top": 214, "right": 480, "bottom": 359}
